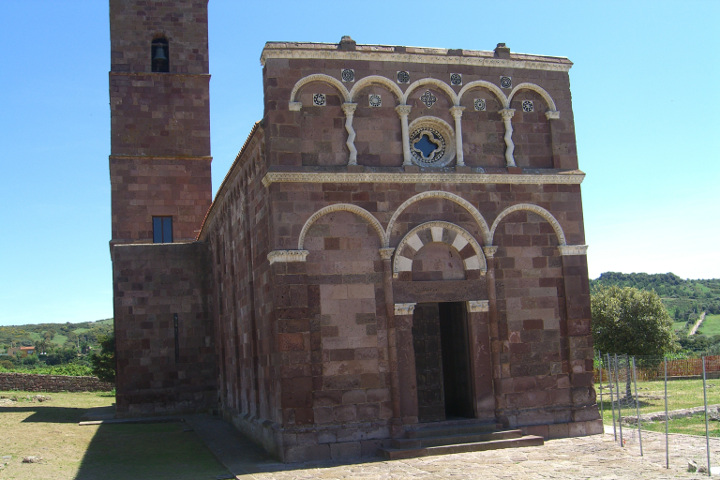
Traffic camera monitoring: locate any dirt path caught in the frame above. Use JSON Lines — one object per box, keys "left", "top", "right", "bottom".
{"left": 689, "top": 311, "right": 707, "bottom": 335}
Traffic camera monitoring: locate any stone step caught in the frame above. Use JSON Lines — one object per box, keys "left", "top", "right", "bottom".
{"left": 404, "top": 419, "right": 501, "bottom": 438}
{"left": 380, "top": 434, "right": 545, "bottom": 460}
{"left": 391, "top": 429, "right": 524, "bottom": 449}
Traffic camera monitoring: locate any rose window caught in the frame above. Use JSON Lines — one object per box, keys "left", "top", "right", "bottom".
{"left": 408, "top": 117, "right": 456, "bottom": 168}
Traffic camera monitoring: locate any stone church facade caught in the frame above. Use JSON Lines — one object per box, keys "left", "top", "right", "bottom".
{"left": 110, "top": 0, "right": 601, "bottom": 462}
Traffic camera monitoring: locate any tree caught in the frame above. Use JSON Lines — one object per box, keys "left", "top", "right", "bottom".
{"left": 592, "top": 285, "right": 678, "bottom": 400}
{"left": 91, "top": 334, "right": 115, "bottom": 383}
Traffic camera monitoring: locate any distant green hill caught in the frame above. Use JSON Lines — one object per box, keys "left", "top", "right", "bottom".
{"left": 591, "top": 273, "right": 720, "bottom": 354}
{"left": 0, "top": 319, "right": 113, "bottom": 353}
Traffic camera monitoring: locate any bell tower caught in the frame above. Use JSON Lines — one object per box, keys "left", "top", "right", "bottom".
{"left": 109, "top": 0, "right": 212, "bottom": 245}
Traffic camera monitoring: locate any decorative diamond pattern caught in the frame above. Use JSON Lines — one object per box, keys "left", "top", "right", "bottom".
{"left": 420, "top": 90, "right": 437, "bottom": 108}
{"left": 312, "top": 93, "right": 326, "bottom": 106}
{"left": 474, "top": 98, "right": 486, "bottom": 111}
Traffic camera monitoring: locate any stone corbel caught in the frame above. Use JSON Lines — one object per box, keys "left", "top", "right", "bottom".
{"left": 499, "top": 108, "right": 516, "bottom": 167}
{"left": 395, "top": 105, "right": 413, "bottom": 166}
{"left": 394, "top": 303, "right": 416, "bottom": 316}
{"left": 379, "top": 247, "right": 395, "bottom": 260}
{"left": 467, "top": 300, "right": 489, "bottom": 313}
{"left": 545, "top": 110, "right": 560, "bottom": 120}
{"left": 449, "top": 106, "right": 466, "bottom": 167}
{"left": 267, "top": 249, "right": 309, "bottom": 264}
{"left": 482, "top": 246, "right": 498, "bottom": 258}
{"left": 288, "top": 101, "right": 302, "bottom": 111}
{"left": 558, "top": 245, "right": 588, "bottom": 256}
{"left": 341, "top": 103, "right": 358, "bottom": 165}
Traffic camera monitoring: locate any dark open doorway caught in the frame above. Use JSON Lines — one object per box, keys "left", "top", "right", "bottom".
{"left": 412, "top": 302, "right": 474, "bottom": 422}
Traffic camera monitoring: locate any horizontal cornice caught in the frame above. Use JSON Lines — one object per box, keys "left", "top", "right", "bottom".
{"left": 262, "top": 170, "right": 584, "bottom": 187}
{"left": 261, "top": 45, "right": 571, "bottom": 72}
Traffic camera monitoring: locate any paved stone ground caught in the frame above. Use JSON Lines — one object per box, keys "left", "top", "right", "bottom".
{"left": 187, "top": 415, "right": 720, "bottom": 479}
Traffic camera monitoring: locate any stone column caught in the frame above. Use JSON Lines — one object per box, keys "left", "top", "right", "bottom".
{"left": 558, "top": 245, "right": 601, "bottom": 429}
{"left": 482, "top": 246, "right": 504, "bottom": 417}
{"left": 466, "top": 300, "right": 495, "bottom": 420}
{"left": 394, "top": 302, "right": 418, "bottom": 424}
{"left": 544, "top": 110, "right": 562, "bottom": 168}
{"left": 342, "top": 103, "right": 358, "bottom": 165}
{"left": 499, "top": 108, "right": 516, "bottom": 167}
{"left": 379, "top": 247, "right": 403, "bottom": 436}
{"left": 395, "top": 105, "right": 413, "bottom": 166}
{"left": 450, "top": 106, "right": 466, "bottom": 167}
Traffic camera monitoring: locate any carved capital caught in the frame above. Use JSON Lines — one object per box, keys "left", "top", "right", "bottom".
{"left": 267, "top": 249, "right": 309, "bottom": 264}
{"left": 288, "top": 101, "right": 302, "bottom": 112}
{"left": 558, "top": 245, "right": 589, "bottom": 256}
{"left": 449, "top": 105, "right": 466, "bottom": 118}
{"left": 545, "top": 110, "right": 560, "bottom": 120}
{"left": 482, "top": 246, "right": 498, "bottom": 258}
{"left": 395, "top": 104, "right": 412, "bottom": 117}
{"left": 499, "top": 108, "right": 515, "bottom": 120}
{"left": 341, "top": 102, "right": 357, "bottom": 115}
{"left": 379, "top": 247, "right": 395, "bottom": 260}
{"left": 467, "top": 300, "right": 489, "bottom": 313}
{"left": 394, "top": 303, "right": 416, "bottom": 316}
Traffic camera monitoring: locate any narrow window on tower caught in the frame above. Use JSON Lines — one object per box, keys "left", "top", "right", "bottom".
{"left": 152, "top": 216, "right": 173, "bottom": 243}
{"left": 151, "top": 37, "right": 169, "bottom": 72}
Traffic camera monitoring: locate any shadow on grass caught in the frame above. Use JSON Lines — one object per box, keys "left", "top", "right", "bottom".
{"left": 0, "top": 406, "right": 89, "bottom": 423}
{"left": 74, "top": 421, "right": 234, "bottom": 480}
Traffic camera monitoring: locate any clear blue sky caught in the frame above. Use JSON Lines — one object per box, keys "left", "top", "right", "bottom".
{"left": 1, "top": 1, "right": 718, "bottom": 326}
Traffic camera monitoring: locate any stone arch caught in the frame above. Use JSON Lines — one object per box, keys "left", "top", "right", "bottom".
{"left": 393, "top": 221, "right": 486, "bottom": 278}
{"left": 386, "top": 191, "right": 491, "bottom": 246}
{"left": 490, "top": 203, "right": 566, "bottom": 246}
{"left": 298, "top": 203, "right": 386, "bottom": 250}
{"left": 349, "top": 75, "right": 404, "bottom": 104}
{"left": 507, "top": 83, "right": 558, "bottom": 113}
{"left": 289, "top": 73, "right": 351, "bottom": 106}
{"left": 457, "top": 80, "right": 507, "bottom": 108}
{"left": 403, "top": 78, "right": 458, "bottom": 105}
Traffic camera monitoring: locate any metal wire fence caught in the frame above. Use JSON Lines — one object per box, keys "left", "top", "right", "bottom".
{"left": 595, "top": 353, "right": 720, "bottom": 475}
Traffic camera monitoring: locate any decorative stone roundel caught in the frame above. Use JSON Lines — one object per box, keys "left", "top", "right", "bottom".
{"left": 407, "top": 117, "right": 456, "bottom": 168}
{"left": 522, "top": 100, "right": 534, "bottom": 112}
{"left": 500, "top": 76, "right": 512, "bottom": 89}
{"left": 420, "top": 90, "right": 437, "bottom": 108}
{"left": 341, "top": 69, "right": 355, "bottom": 82}
{"left": 312, "top": 93, "right": 326, "bottom": 106}
{"left": 473, "top": 98, "right": 486, "bottom": 111}
{"left": 450, "top": 73, "right": 462, "bottom": 86}
{"left": 397, "top": 71, "right": 410, "bottom": 84}
{"left": 369, "top": 94, "right": 382, "bottom": 107}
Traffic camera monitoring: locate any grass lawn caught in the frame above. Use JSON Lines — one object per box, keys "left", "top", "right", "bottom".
{"left": 641, "top": 414, "right": 720, "bottom": 437}
{"left": 595, "top": 377, "right": 720, "bottom": 425}
{"left": 0, "top": 390, "right": 231, "bottom": 480}
{"left": 698, "top": 314, "right": 720, "bottom": 336}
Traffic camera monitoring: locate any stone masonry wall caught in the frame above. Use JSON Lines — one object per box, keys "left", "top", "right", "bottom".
{"left": 0, "top": 373, "right": 113, "bottom": 392}
{"left": 112, "top": 242, "right": 216, "bottom": 416}
{"left": 263, "top": 51, "right": 577, "bottom": 171}
{"left": 199, "top": 128, "right": 281, "bottom": 456}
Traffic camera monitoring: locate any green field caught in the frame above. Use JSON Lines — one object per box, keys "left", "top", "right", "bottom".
{"left": 698, "top": 314, "right": 720, "bottom": 337}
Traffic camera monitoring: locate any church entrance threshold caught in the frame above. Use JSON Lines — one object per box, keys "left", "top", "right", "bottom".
{"left": 412, "top": 302, "right": 473, "bottom": 422}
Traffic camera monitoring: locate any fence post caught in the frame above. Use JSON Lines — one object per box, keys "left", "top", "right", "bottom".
{"left": 615, "top": 353, "right": 624, "bottom": 447}
{"left": 598, "top": 351, "right": 604, "bottom": 428}
{"left": 607, "top": 353, "right": 617, "bottom": 441}
{"left": 703, "top": 356, "right": 711, "bottom": 476}
{"left": 664, "top": 356, "right": 669, "bottom": 469}
{"left": 632, "top": 356, "right": 643, "bottom": 456}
